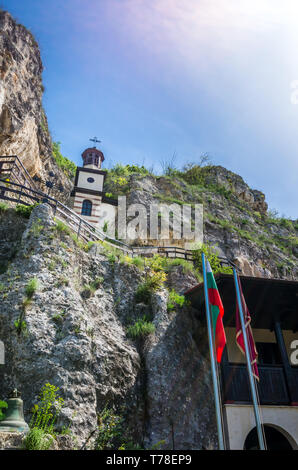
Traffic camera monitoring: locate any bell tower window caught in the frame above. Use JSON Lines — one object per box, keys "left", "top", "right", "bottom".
{"left": 81, "top": 199, "right": 92, "bottom": 216}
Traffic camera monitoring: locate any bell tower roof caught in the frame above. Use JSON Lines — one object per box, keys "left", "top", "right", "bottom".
{"left": 81, "top": 146, "right": 105, "bottom": 168}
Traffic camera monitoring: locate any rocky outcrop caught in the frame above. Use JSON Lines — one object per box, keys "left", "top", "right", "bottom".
{"left": 201, "top": 166, "right": 268, "bottom": 214}
{"left": 0, "top": 204, "right": 217, "bottom": 449}
{"left": 107, "top": 166, "right": 297, "bottom": 280}
{"left": 0, "top": 11, "right": 72, "bottom": 201}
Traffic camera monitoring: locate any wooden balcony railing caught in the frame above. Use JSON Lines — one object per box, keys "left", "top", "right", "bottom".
{"left": 221, "top": 363, "right": 297, "bottom": 405}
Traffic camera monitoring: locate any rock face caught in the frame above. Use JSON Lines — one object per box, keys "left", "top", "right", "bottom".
{"left": 0, "top": 11, "right": 72, "bottom": 200}
{"left": 105, "top": 166, "right": 297, "bottom": 280}
{"left": 0, "top": 205, "right": 217, "bottom": 450}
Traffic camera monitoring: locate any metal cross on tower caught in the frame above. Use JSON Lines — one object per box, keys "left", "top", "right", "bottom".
{"left": 90, "top": 137, "right": 101, "bottom": 147}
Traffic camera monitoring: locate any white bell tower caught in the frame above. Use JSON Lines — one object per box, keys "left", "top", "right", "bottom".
{"left": 71, "top": 140, "right": 106, "bottom": 224}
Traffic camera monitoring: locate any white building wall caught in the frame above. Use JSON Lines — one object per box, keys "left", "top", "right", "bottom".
{"left": 224, "top": 404, "right": 298, "bottom": 449}
{"left": 77, "top": 172, "right": 104, "bottom": 192}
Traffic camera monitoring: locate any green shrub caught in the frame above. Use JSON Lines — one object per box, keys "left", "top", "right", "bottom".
{"left": 98, "top": 241, "right": 122, "bottom": 263}
{"left": 192, "top": 243, "right": 233, "bottom": 274}
{"left": 103, "top": 220, "right": 109, "bottom": 233}
{"left": 85, "top": 241, "right": 95, "bottom": 252}
{"left": 167, "top": 289, "right": 187, "bottom": 311}
{"left": 52, "top": 142, "right": 76, "bottom": 179}
{"left": 147, "top": 271, "right": 167, "bottom": 289}
{"left": 127, "top": 316, "right": 155, "bottom": 339}
{"left": 107, "top": 163, "right": 149, "bottom": 178}
{"left": 135, "top": 270, "right": 167, "bottom": 304}
{"left": 15, "top": 203, "right": 38, "bottom": 219}
{"left": 0, "top": 202, "right": 9, "bottom": 212}
{"left": 145, "top": 254, "right": 166, "bottom": 272}
{"left": 23, "top": 427, "right": 54, "bottom": 450}
{"left": 180, "top": 162, "right": 206, "bottom": 185}
{"left": 25, "top": 278, "right": 39, "bottom": 299}
{"left": 155, "top": 193, "right": 188, "bottom": 206}
{"left": 280, "top": 218, "right": 293, "bottom": 231}
{"left": 131, "top": 256, "right": 145, "bottom": 269}
{"left": 29, "top": 219, "right": 44, "bottom": 236}
{"left": 0, "top": 400, "right": 8, "bottom": 420}
{"left": 94, "top": 407, "right": 125, "bottom": 450}
{"left": 82, "top": 277, "right": 104, "bottom": 297}
{"left": 163, "top": 258, "right": 195, "bottom": 275}
{"left": 29, "top": 383, "right": 64, "bottom": 435}
{"left": 135, "top": 283, "right": 151, "bottom": 304}
{"left": 14, "top": 318, "right": 27, "bottom": 334}
{"left": 55, "top": 219, "right": 71, "bottom": 235}
{"left": 286, "top": 235, "right": 298, "bottom": 251}
{"left": 236, "top": 229, "right": 254, "bottom": 241}
{"left": 107, "top": 252, "right": 117, "bottom": 263}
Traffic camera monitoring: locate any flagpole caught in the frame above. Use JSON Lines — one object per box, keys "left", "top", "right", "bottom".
{"left": 233, "top": 268, "right": 266, "bottom": 450}
{"left": 202, "top": 252, "right": 225, "bottom": 450}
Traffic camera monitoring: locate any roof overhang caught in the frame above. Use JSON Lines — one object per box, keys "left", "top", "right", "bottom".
{"left": 185, "top": 274, "right": 298, "bottom": 331}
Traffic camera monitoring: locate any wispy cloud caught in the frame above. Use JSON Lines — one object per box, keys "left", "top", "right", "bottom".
{"left": 100, "top": 1, "right": 285, "bottom": 62}
{"left": 42, "top": 0, "right": 298, "bottom": 216}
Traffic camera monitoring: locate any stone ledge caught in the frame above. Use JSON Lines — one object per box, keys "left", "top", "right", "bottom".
{"left": 0, "top": 431, "right": 25, "bottom": 450}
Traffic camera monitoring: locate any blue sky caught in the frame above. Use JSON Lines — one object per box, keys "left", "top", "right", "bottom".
{"left": 3, "top": 0, "right": 298, "bottom": 218}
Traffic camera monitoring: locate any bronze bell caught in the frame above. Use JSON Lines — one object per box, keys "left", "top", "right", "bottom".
{"left": 0, "top": 389, "right": 29, "bottom": 433}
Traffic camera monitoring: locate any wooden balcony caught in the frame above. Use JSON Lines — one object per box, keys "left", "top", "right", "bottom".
{"left": 221, "top": 362, "right": 298, "bottom": 405}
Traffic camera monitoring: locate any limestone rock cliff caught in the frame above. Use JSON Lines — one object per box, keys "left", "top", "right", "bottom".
{"left": 0, "top": 11, "right": 72, "bottom": 200}
{"left": 0, "top": 204, "right": 217, "bottom": 450}
{"left": 105, "top": 165, "right": 298, "bottom": 280}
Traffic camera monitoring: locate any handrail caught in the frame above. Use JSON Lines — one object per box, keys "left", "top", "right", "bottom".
{"left": 0, "top": 155, "right": 38, "bottom": 190}
{"left": 0, "top": 178, "right": 133, "bottom": 252}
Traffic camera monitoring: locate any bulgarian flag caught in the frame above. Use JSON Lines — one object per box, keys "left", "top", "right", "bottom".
{"left": 206, "top": 260, "right": 226, "bottom": 363}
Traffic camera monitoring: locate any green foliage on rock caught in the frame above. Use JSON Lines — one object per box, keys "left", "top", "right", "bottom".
{"left": 94, "top": 407, "right": 124, "bottom": 450}
{"left": 82, "top": 277, "right": 104, "bottom": 298}
{"left": 167, "top": 289, "right": 188, "bottom": 311}
{"left": 192, "top": 243, "right": 233, "bottom": 275}
{"left": 94, "top": 407, "right": 141, "bottom": 450}
{"left": 0, "top": 400, "right": 8, "bottom": 420}
{"left": 25, "top": 277, "right": 39, "bottom": 299}
{"left": 54, "top": 219, "right": 72, "bottom": 235}
{"left": 135, "top": 271, "right": 167, "bottom": 304}
{"left": 0, "top": 202, "right": 9, "bottom": 212}
{"left": 134, "top": 282, "right": 151, "bottom": 304}
{"left": 14, "top": 318, "right": 27, "bottom": 334}
{"left": 29, "top": 383, "right": 64, "bottom": 436}
{"left": 15, "top": 203, "right": 38, "bottom": 219}
{"left": 127, "top": 315, "right": 155, "bottom": 339}
{"left": 52, "top": 141, "right": 76, "bottom": 179}
{"left": 23, "top": 427, "right": 54, "bottom": 451}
